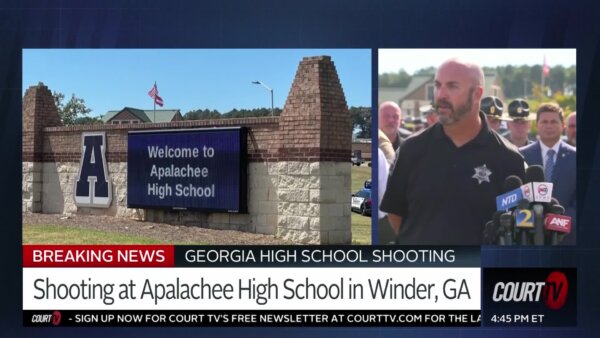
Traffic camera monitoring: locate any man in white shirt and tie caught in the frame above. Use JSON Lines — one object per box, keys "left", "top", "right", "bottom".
{"left": 520, "top": 102, "right": 576, "bottom": 244}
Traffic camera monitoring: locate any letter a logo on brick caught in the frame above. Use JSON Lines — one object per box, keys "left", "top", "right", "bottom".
{"left": 74, "top": 132, "right": 112, "bottom": 207}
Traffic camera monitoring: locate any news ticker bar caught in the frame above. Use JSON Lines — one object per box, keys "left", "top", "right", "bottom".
{"left": 23, "top": 245, "right": 481, "bottom": 267}
{"left": 23, "top": 310, "right": 482, "bottom": 327}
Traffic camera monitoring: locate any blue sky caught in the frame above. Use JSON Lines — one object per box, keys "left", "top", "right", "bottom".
{"left": 379, "top": 49, "right": 576, "bottom": 74}
{"left": 23, "top": 49, "right": 371, "bottom": 118}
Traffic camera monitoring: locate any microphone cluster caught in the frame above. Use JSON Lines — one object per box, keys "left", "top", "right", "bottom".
{"left": 484, "top": 165, "right": 571, "bottom": 245}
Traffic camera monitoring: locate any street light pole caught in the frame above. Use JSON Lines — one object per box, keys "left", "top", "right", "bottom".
{"left": 270, "top": 88, "right": 274, "bottom": 116}
{"left": 252, "top": 80, "right": 274, "bottom": 116}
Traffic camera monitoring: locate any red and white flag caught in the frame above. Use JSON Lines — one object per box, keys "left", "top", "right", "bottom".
{"left": 154, "top": 94, "right": 164, "bottom": 107}
{"left": 543, "top": 56, "right": 550, "bottom": 77}
{"left": 148, "top": 82, "right": 164, "bottom": 107}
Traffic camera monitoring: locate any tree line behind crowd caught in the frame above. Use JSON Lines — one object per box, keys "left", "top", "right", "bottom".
{"left": 379, "top": 65, "right": 576, "bottom": 100}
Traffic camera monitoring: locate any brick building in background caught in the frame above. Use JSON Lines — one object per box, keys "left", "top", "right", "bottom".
{"left": 103, "top": 107, "right": 183, "bottom": 124}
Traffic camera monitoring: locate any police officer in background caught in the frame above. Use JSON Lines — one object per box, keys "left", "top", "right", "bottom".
{"left": 421, "top": 104, "right": 439, "bottom": 128}
{"left": 380, "top": 58, "right": 526, "bottom": 245}
{"left": 505, "top": 99, "right": 534, "bottom": 147}
{"left": 480, "top": 96, "right": 504, "bottom": 132}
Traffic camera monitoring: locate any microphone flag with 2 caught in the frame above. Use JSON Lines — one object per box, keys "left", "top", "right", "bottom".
{"left": 488, "top": 165, "right": 570, "bottom": 245}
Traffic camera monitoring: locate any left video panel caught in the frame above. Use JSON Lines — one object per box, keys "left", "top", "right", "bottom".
{"left": 22, "top": 49, "right": 372, "bottom": 246}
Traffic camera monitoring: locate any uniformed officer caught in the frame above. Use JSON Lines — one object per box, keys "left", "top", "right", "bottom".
{"left": 504, "top": 98, "right": 534, "bottom": 147}
{"left": 421, "top": 104, "right": 439, "bottom": 128}
{"left": 380, "top": 58, "right": 526, "bottom": 245}
{"left": 480, "top": 96, "right": 504, "bottom": 132}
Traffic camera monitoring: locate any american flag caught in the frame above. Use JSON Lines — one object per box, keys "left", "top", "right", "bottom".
{"left": 148, "top": 83, "right": 164, "bottom": 107}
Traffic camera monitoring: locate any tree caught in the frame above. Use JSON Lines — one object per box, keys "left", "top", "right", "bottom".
{"left": 73, "top": 116, "right": 103, "bottom": 125}
{"left": 378, "top": 69, "right": 412, "bottom": 87}
{"left": 523, "top": 83, "right": 576, "bottom": 137}
{"left": 413, "top": 66, "right": 436, "bottom": 75}
{"left": 350, "top": 106, "right": 372, "bottom": 138}
{"left": 184, "top": 107, "right": 284, "bottom": 120}
{"left": 52, "top": 91, "right": 92, "bottom": 125}
{"left": 184, "top": 108, "right": 221, "bottom": 120}
{"left": 493, "top": 65, "right": 576, "bottom": 99}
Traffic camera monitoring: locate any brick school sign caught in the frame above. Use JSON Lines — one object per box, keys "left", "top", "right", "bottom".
{"left": 22, "top": 56, "right": 353, "bottom": 244}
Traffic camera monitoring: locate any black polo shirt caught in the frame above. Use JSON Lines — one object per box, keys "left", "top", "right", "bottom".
{"left": 380, "top": 112, "right": 525, "bottom": 245}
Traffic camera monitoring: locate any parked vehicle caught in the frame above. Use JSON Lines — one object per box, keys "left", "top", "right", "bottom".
{"left": 351, "top": 154, "right": 365, "bottom": 166}
{"left": 351, "top": 188, "right": 372, "bottom": 216}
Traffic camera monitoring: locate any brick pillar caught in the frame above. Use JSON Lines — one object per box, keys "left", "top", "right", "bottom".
{"left": 22, "top": 83, "right": 62, "bottom": 212}
{"left": 276, "top": 56, "right": 352, "bottom": 244}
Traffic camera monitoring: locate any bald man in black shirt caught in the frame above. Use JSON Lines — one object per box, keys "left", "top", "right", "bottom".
{"left": 380, "top": 58, "right": 526, "bottom": 245}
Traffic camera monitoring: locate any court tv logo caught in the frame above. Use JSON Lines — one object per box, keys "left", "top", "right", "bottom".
{"left": 492, "top": 270, "right": 569, "bottom": 310}
{"left": 30, "top": 310, "right": 62, "bottom": 326}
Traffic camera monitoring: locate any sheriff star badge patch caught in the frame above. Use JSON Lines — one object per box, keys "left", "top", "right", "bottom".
{"left": 472, "top": 164, "right": 492, "bottom": 184}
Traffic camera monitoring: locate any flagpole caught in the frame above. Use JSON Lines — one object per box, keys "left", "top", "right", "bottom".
{"left": 541, "top": 66, "right": 545, "bottom": 97}
{"left": 153, "top": 81, "right": 156, "bottom": 123}
{"left": 541, "top": 56, "right": 546, "bottom": 97}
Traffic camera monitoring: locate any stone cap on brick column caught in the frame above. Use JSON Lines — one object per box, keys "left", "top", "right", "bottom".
{"left": 279, "top": 56, "right": 351, "bottom": 162}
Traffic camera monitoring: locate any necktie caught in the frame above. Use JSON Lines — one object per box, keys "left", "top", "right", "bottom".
{"left": 545, "top": 149, "right": 556, "bottom": 181}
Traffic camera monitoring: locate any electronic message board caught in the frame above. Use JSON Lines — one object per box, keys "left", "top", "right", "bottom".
{"left": 127, "top": 127, "right": 247, "bottom": 213}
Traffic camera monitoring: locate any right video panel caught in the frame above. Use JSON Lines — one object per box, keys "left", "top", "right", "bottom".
{"left": 377, "top": 49, "right": 576, "bottom": 246}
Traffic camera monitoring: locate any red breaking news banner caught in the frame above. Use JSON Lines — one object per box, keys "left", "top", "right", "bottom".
{"left": 23, "top": 245, "right": 175, "bottom": 267}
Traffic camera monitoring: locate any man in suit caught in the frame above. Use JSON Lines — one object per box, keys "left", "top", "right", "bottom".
{"left": 520, "top": 103, "right": 576, "bottom": 244}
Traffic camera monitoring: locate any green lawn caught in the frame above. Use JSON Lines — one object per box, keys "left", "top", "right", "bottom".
{"left": 351, "top": 165, "right": 372, "bottom": 192}
{"left": 351, "top": 213, "right": 371, "bottom": 245}
{"left": 351, "top": 164, "right": 372, "bottom": 245}
{"left": 23, "top": 224, "right": 169, "bottom": 245}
